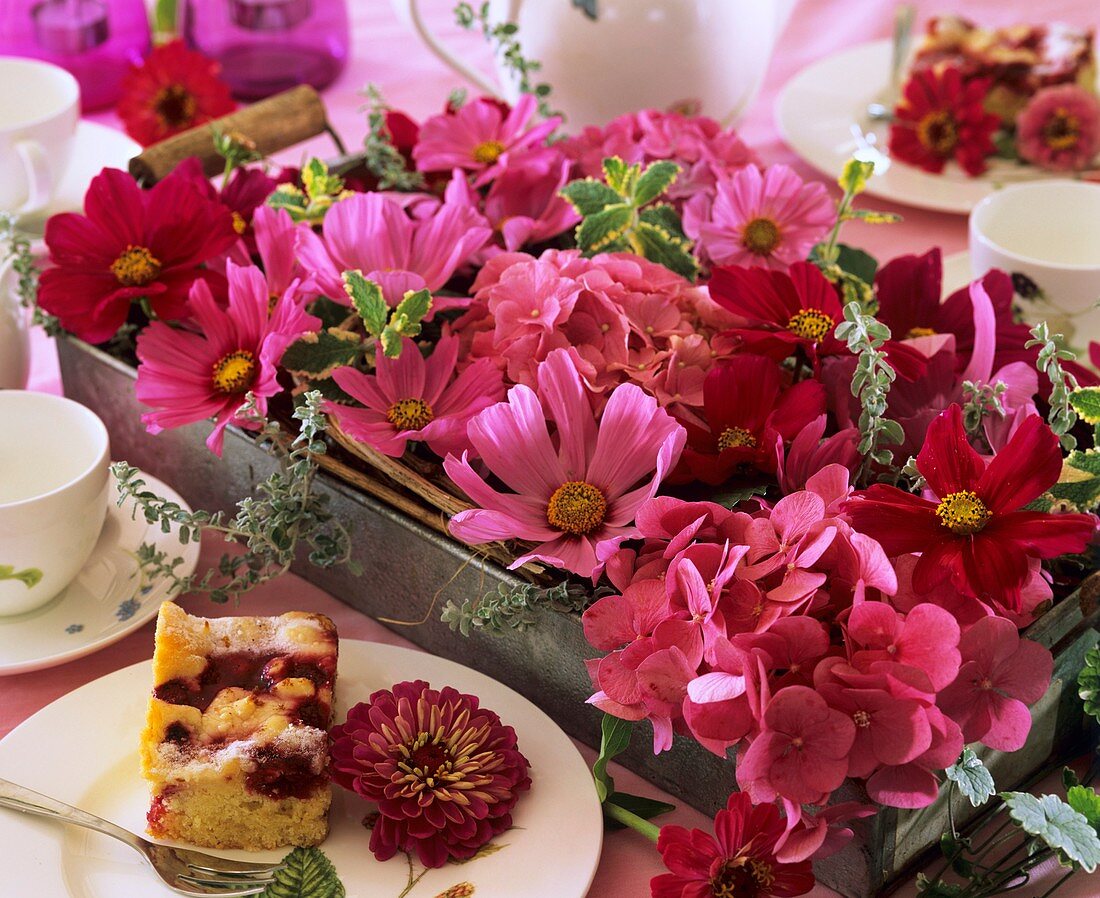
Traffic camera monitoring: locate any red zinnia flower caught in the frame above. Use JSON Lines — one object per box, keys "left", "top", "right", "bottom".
{"left": 888, "top": 67, "right": 1000, "bottom": 176}
{"left": 118, "top": 40, "right": 236, "bottom": 146}
{"left": 39, "top": 168, "right": 238, "bottom": 344}
{"left": 846, "top": 404, "right": 1095, "bottom": 609}
{"left": 330, "top": 680, "right": 532, "bottom": 869}
{"left": 652, "top": 792, "right": 815, "bottom": 898}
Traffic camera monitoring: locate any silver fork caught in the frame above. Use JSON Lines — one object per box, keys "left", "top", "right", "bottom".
{"left": 867, "top": 3, "right": 917, "bottom": 121}
{"left": 0, "top": 777, "right": 283, "bottom": 896}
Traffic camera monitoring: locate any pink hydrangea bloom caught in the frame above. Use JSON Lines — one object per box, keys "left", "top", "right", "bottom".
{"left": 413, "top": 95, "right": 561, "bottom": 185}
{"left": 684, "top": 164, "right": 834, "bottom": 271}
{"left": 135, "top": 261, "right": 318, "bottom": 456}
{"left": 325, "top": 335, "right": 504, "bottom": 459}
{"left": 1017, "top": 84, "right": 1100, "bottom": 171}
{"left": 444, "top": 349, "right": 686, "bottom": 578}
{"left": 846, "top": 601, "right": 961, "bottom": 692}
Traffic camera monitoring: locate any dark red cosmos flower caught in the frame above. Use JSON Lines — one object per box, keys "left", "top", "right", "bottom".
{"left": 118, "top": 40, "right": 236, "bottom": 147}
{"left": 652, "top": 792, "right": 814, "bottom": 898}
{"left": 888, "top": 67, "right": 1000, "bottom": 176}
{"left": 173, "top": 156, "right": 277, "bottom": 240}
{"left": 39, "top": 168, "right": 238, "bottom": 344}
{"left": 330, "top": 680, "right": 531, "bottom": 869}
{"left": 709, "top": 261, "right": 926, "bottom": 379}
{"left": 846, "top": 404, "right": 1095, "bottom": 610}
{"left": 674, "top": 354, "right": 826, "bottom": 485}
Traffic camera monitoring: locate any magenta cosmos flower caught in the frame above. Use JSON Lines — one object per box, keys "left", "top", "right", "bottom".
{"left": 135, "top": 261, "right": 318, "bottom": 455}
{"left": 325, "top": 335, "right": 504, "bottom": 458}
{"left": 1016, "top": 84, "right": 1100, "bottom": 171}
{"left": 444, "top": 349, "right": 686, "bottom": 578}
{"left": 684, "top": 164, "right": 834, "bottom": 271}
{"left": 413, "top": 94, "right": 561, "bottom": 185}
{"left": 330, "top": 680, "right": 531, "bottom": 869}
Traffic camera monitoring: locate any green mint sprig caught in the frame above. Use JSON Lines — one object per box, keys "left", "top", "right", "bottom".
{"left": 344, "top": 271, "right": 431, "bottom": 358}
{"left": 267, "top": 159, "right": 350, "bottom": 225}
{"left": 361, "top": 84, "right": 426, "bottom": 192}
{"left": 1026, "top": 322, "right": 1080, "bottom": 450}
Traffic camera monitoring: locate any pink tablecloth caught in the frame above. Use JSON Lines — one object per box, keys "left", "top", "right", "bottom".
{"left": 9, "top": 1, "right": 1099, "bottom": 896}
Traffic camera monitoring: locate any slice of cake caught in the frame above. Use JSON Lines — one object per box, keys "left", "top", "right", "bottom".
{"left": 140, "top": 602, "right": 338, "bottom": 850}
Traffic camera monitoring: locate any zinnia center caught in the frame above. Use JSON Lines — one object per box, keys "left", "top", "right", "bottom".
{"left": 153, "top": 84, "right": 197, "bottom": 128}
{"left": 1042, "top": 108, "right": 1081, "bottom": 150}
{"left": 741, "top": 217, "right": 782, "bottom": 256}
{"left": 403, "top": 733, "right": 453, "bottom": 778}
{"left": 387, "top": 397, "right": 434, "bottom": 431}
{"left": 718, "top": 426, "right": 757, "bottom": 451}
{"left": 546, "top": 481, "right": 607, "bottom": 535}
{"left": 111, "top": 245, "right": 162, "bottom": 287}
{"left": 916, "top": 110, "right": 959, "bottom": 156}
{"left": 936, "top": 489, "right": 991, "bottom": 535}
{"left": 472, "top": 139, "right": 506, "bottom": 164}
{"left": 211, "top": 350, "right": 257, "bottom": 394}
{"left": 787, "top": 308, "right": 834, "bottom": 342}
{"left": 709, "top": 858, "right": 774, "bottom": 898}
{"left": 907, "top": 326, "right": 937, "bottom": 338}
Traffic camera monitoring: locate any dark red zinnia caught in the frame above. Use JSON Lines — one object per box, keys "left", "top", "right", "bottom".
{"left": 39, "top": 167, "right": 238, "bottom": 344}
{"left": 330, "top": 680, "right": 532, "bottom": 869}
{"left": 118, "top": 40, "right": 236, "bottom": 147}
{"left": 652, "top": 791, "right": 815, "bottom": 898}
{"left": 846, "top": 404, "right": 1096, "bottom": 609}
{"left": 888, "top": 67, "right": 1000, "bottom": 176}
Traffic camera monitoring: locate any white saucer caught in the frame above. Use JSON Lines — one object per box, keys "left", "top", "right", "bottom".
{"left": 0, "top": 470, "right": 199, "bottom": 676}
{"left": 15, "top": 120, "right": 140, "bottom": 239}
{"left": 776, "top": 41, "right": 1091, "bottom": 215}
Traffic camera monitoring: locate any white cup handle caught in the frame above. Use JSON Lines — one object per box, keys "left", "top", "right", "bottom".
{"left": 391, "top": 0, "right": 505, "bottom": 99}
{"left": 15, "top": 140, "right": 52, "bottom": 217}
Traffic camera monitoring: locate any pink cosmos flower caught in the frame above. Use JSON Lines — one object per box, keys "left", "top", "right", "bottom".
{"left": 325, "top": 336, "right": 504, "bottom": 459}
{"left": 1016, "top": 84, "right": 1100, "bottom": 172}
{"left": 413, "top": 95, "right": 561, "bottom": 185}
{"left": 937, "top": 616, "right": 1053, "bottom": 751}
{"left": 135, "top": 261, "right": 318, "bottom": 455}
{"left": 296, "top": 190, "right": 491, "bottom": 310}
{"left": 684, "top": 164, "right": 834, "bottom": 271}
{"left": 250, "top": 204, "right": 317, "bottom": 303}
{"left": 444, "top": 349, "right": 686, "bottom": 578}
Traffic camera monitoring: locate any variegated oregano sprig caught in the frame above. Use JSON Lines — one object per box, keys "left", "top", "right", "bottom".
{"left": 361, "top": 83, "right": 426, "bottom": 192}
{"left": 441, "top": 579, "right": 603, "bottom": 636}
{"left": 835, "top": 304, "right": 904, "bottom": 483}
{"left": 267, "top": 159, "right": 353, "bottom": 226}
{"left": 560, "top": 157, "right": 698, "bottom": 280}
{"left": 0, "top": 212, "right": 60, "bottom": 336}
{"left": 1026, "top": 321, "right": 1080, "bottom": 450}
{"left": 112, "top": 391, "right": 359, "bottom": 604}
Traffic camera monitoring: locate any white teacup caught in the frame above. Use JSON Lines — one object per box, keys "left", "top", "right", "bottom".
{"left": 0, "top": 391, "right": 109, "bottom": 615}
{"left": 969, "top": 180, "right": 1100, "bottom": 353}
{"left": 0, "top": 57, "right": 80, "bottom": 218}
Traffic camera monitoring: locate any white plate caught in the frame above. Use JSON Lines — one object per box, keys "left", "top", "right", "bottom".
{"left": 0, "top": 470, "right": 199, "bottom": 675}
{"left": 0, "top": 640, "right": 604, "bottom": 898}
{"left": 17, "top": 120, "right": 140, "bottom": 238}
{"left": 776, "top": 41, "right": 1080, "bottom": 215}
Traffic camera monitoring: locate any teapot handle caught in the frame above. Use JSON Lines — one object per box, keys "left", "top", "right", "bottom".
{"left": 390, "top": 0, "right": 506, "bottom": 99}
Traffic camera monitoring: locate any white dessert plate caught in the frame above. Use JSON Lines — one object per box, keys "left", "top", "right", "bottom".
{"left": 16, "top": 120, "right": 140, "bottom": 238}
{"left": 0, "top": 640, "right": 604, "bottom": 898}
{"left": 0, "top": 470, "right": 198, "bottom": 676}
{"left": 775, "top": 40, "right": 1091, "bottom": 215}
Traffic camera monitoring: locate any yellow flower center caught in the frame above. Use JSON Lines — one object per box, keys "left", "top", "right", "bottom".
{"left": 387, "top": 397, "right": 434, "bottom": 431}
{"left": 717, "top": 426, "right": 757, "bottom": 451}
{"left": 936, "top": 490, "right": 991, "bottom": 535}
{"left": 152, "top": 84, "right": 197, "bottom": 129}
{"left": 1042, "top": 108, "right": 1081, "bottom": 150}
{"left": 907, "top": 326, "right": 937, "bottom": 338}
{"left": 853, "top": 709, "right": 872, "bottom": 728}
{"left": 916, "top": 110, "right": 959, "bottom": 156}
{"left": 787, "top": 308, "right": 835, "bottom": 342}
{"left": 472, "top": 139, "right": 506, "bottom": 164}
{"left": 546, "top": 481, "right": 607, "bottom": 535}
{"left": 211, "top": 350, "right": 257, "bottom": 394}
{"left": 741, "top": 216, "right": 782, "bottom": 256}
{"left": 749, "top": 860, "right": 776, "bottom": 890}
{"left": 231, "top": 211, "right": 248, "bottom": 235}
{"left": 110, "top": 245, "right": 162, "bottom": 287}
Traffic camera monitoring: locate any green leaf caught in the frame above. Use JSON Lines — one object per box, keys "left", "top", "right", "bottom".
{"left": 835, "top": 244, "right": 879, "bottom": 285}
{"left": 576, "top": 203, "right": 634, "bottom": 253}
{"left": 915, "top": 874, "right": 964, "bottom": 897}
{"left": 632, "top": 161, "right": 681, "bottom": 206}
{"left": 280, "top": 329, "right": 363, "bottom": 378}
{"left": 260, "top": 846, "right": 345, "bottom": 898}
{"left": 711, "top": 482, "right": 770, "bottom": 508}
{"left": 603, "top": 790, "right": 675, "bottom": 830}
{"left": 946, "top": 749, "right": 995, "bottom": 807}
{"left": 1064, "top": 767, "right": 1082, "bottom": 791}
{"left": 0, "top": 565, "right": 43, "bottom": 588}
{"left": 844, "top": 208, "right": 904, "bottom": 224}
{"left": 309, "top": 296, "right": 352, "bottom": 331}
{"left": 1080, "top": 645, "right": 1100, "bottom": 724}
{"left": 639, "top": 204, "right": 688, "bottom": 240}
{"left": 1067, "top": 786, "right": 1100, "bottom": 833}
{"left": 392, "top": 288, "right": 433, "bottom": 334}
{"left": 601, "top": 157, "right": 635, "bottom": 195}
{"left": 630, "top": 221, "right": 699, "bottom": 281}
{"left": 1070, "top": 387, "right": 1100, "bottom": 425}
{"left": 1002, "top": 792, "right": 1100, "bottom": 872}
{"left": 838, "top": 158, "right": 874, "bottom": 195}
{"left": 343, "top": 271, "right": 388, "bottom": 336}
{"left": 559, "top": 178, "right": 624, "bottom": 216}
{"left": 379, "top": 327, "right": 403, "bottom": 358}
{"left": 592, "top": 714, "right": 632, "bottom": 803}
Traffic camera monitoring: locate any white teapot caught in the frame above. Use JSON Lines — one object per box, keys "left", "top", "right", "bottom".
{"left": 0, "top": 256, "right": 29, "bottom": 390}
{"left": 391, "top": 0, "right": 797, "bottom": 128}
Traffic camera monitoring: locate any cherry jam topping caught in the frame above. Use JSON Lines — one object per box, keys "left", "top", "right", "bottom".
{"left": 163, "top": 722, "right": 191, "bottom": 745}
{"left": 245, "top": 747, "right": 326, "bottom": 799}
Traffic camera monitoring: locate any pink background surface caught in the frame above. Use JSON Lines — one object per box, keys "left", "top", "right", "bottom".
{"left": 7, "top": 0, "right": 1099, "bottom": 895}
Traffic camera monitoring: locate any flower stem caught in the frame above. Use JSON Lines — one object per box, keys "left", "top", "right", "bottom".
{"left": 604, "top": 800, "right": 661, "bottom": 843}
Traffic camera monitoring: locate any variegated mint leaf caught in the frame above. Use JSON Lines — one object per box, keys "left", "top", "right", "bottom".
{"left": 1003, "top": 792, "right": 1100, "bottom": 872}
{"left": 946, "top": 749, "right": 995, "bottom": 807}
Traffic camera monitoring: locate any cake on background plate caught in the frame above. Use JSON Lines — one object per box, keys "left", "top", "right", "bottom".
{"left": 140, "top": 602, "right": 338, "bottom": 850}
